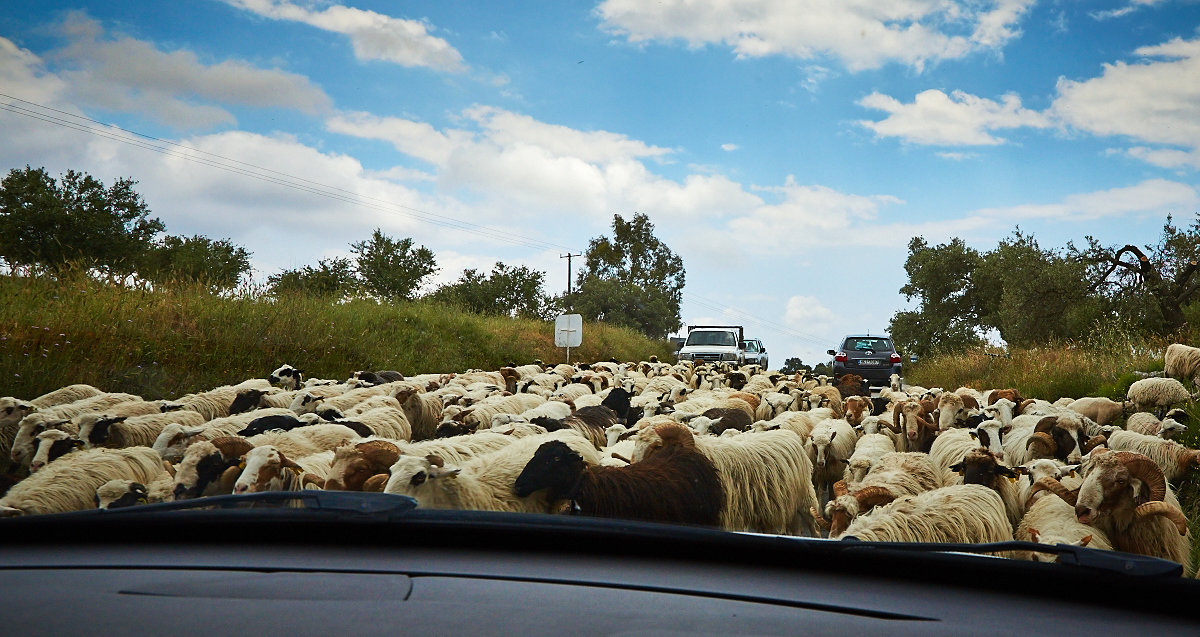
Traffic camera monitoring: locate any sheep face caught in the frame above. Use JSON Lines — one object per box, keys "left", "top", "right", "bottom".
{"left": 173, "top": 443, "right": 239, "bottom": 500}
{"left": 513, "top": 440, "right": 585, "bottom": 498}
{"left": 950, "top": 448, "right": 1019, "bottom": 488}
{"left": 153, "top": 424, "right": 206, "bottom": 463}
{"left": 808, "top": 430, "right": 836, "bottom": 468}
{"left": 325, "top": 442, "right": 398, "bottom": 491}
{"left": 1074, "top": 452, "right": 1163, "bottom": 529}
{"left": 233, "top": 446, "right": 298, "bottom": 494}
{"left": 96, "top": 480, "right": 149, "bottom": 509}
{"left": 268, "top": 365, "right": 303, "bottom": 390}
{"left": 29, "top": 429, "right": 80, "bottom": 472}
{"left": 846, "top": 458, "right": 872, "bottom": 484}
{"left": 970, "top": 419, "right": 1010, "bottom": 462}
{"left": 0, "top": 398, "right": 35, "bottom": 427}
{"left": 383, "top": 455, "right": 460, "bottom": 497}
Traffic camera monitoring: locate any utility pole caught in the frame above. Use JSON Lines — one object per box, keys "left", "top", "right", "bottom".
{"left": 560, "top": 252, "right": 582, "bottom": 298}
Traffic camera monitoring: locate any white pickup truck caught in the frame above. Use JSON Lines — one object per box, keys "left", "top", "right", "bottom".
{"left": 675, "top": 325, "right": 745, "bottom": 365}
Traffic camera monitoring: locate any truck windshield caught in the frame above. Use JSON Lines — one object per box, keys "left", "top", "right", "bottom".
{"left": 687, "top": 331, "right": 736, "bottom": 347}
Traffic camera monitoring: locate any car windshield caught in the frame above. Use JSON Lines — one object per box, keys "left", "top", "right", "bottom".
{"left": 687, "top": 331, "right": 736, "bottom": 347}
{"left": 1, "top": 0, "right": 1197, "bottom": 586}
{"left": 844, "top": 338, "right": 892, "bottom": 352}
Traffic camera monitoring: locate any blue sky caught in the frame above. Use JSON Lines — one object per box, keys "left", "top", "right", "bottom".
{"left": 2, "top": 1, "right": 1198, "bottom": 366}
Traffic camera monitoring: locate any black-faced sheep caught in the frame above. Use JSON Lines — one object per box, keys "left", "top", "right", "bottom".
{"left": 513, "top": 434, "right": 724, "bottom": 527}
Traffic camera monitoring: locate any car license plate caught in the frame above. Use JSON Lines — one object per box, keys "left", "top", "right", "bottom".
{"left": 857, "top": 359, "right": 881, "bottom": 366}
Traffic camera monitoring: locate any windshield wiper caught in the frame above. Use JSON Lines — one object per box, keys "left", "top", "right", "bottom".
{"left": 88, "top": 491, "right": 419, "bottom": 521}
{"left": 833, "top": 536, "right": 1183, "bottom": 577}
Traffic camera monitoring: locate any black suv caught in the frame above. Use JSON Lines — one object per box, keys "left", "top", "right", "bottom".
{"left": 828, "top": 335, "right": 901, "bottom": 387}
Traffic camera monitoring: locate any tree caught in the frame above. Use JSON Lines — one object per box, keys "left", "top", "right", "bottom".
{"left": 349, "top": 228, "right": 438, "bottom": 301}
{"left": 888, "top": 236, "right": 987, "bottom": 357}
{"left": 568, "top": 213, "right": 685, "bottom": 339}
{"left": 0, "top": 166, "right": 164, "bottom": 278}
{"left": 141, "top": 235, "right": 251, "bottom": 291}
{"left": 1072, "top": 214, "right": 1200, "bottom": 334}
{"left": 267, "top": 257, "right": 358, "bottom": 297}
{"left": 431, "top": 262, "right": 554, "bottom": 319}
{"left": 779, "top": 357, "right": 809, "bottom": 374}
{"left": 975, "top": 230, "right": 1100, "bottom": 347}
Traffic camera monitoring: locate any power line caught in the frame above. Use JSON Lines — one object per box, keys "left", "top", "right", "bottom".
{"left": 0, "top": 94, "right": 572, "bottom": 253}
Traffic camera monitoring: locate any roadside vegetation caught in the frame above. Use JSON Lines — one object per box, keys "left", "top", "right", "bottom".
{"left": 0, "top": 273, "right": 674, "bottom": 400}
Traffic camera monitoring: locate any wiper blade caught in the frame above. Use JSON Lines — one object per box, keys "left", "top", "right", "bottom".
{"left": 91, "top": 491, "right": 419, "bottom": 520}
{"left": 834, "top": 536, "right": 1183, "bottom": 577}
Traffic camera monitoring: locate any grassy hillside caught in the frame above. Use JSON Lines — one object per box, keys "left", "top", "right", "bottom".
{"left": 0, "top": 274, "right": 674, "bottom": 400}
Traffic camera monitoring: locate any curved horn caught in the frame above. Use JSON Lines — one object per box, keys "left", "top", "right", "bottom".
{"left": 361, "top": 473, "right": 389, "bottom": 493}
{"left": 1030, "top": 477, "right": 1078, "bottom": 506}
{"left": 888, "top": 402, "right": 904, "bottom": 432}
{"left": 1114, "top": 452, "right": 1166, "bottom": 502}
{"left": 1082, "top": 434, "right": 1107, "bottom": 455}
{"left": 809, "top": 506, "right": 830, "bottom": 531}
{"left": 1033, "top": 416, "right": 1058, "bottom": 433}
{"left": 1017, "top": 398, "right": 1037, "bottom": 414}
{"left": 854, "top": 486, "right": 896, "bottom": 509}
{"left": 426, "top": 454, "right": 445, "bottom": 468}
{"left": 1025, "top": 432, "right": 1057, "bottom": 458}
{"left": 833, "top": 480, "right": 849, "bottom": 498}
{"left": 1134, "top": 501, "right": 1189, "bottom": 535}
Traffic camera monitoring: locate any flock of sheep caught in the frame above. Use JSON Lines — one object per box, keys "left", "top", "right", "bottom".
{"left": 2, "top": 342, "right": 1200, "bottom": 576}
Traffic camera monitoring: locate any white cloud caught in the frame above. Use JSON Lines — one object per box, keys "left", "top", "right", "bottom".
{"left": 720, "top": 143, "right": 739, "bottom": 152}
{"left": 327, "top": 106, "right": 759, "bottom": 221}
{"left": 784, "top": 295, "right": 837, "bottom": 331}
{"left": 1125, "top": 147, "right": 1200, "bottom": 169}
{"left": 43, "top": 12, "right": 330, "bottom": 129}
{"left": 1090, "top": 0, "right": 1164, "bottom": 20}
{"left": 222, "top": 0, "right": 465, "bottom": 72}
{"left": 936, "top": 151, "right": 977, "bottom": 160}
{"left": 596, "top": 0, "right": 1036, "bottom": 72}
{"left": 967, "top": 179, "right": 1199, "bottom": 222}
{"left": 0, "top": 37, "right": 68, "bottom": 104}
{"left": 858, "top": 88, "right": 1052, "bottom": 146}
{"left": 1051, "top": 36, "right": 1200, "bottom": 159}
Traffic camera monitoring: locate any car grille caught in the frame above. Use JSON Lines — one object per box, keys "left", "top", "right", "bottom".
{"left": 693, "top": 354, "right": 723, "bottom": 362}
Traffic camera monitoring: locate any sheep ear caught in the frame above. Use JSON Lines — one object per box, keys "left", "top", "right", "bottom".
{"left": 429, "top": 466, "right": 461, "bottom": 479}
{"left": 949, "top": 462, "right": 964, "bottom": 475}
{"left": 969, "top": 431, "right": 978, "bottom": 439}
{"left": 1028, "top": 529, "right": 1040, "bottom": 542}
{"left": 1014, "top": 466, "right": 1030, "bottom": 475}
{"left": 1129, "top": 478, "right": 1143, "bottom": 499}
{"left": 1077, "top": 535, "right": 1092, "bottom": 547}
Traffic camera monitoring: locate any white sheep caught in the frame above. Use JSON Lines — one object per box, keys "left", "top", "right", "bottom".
{"left": 1126, "top": 411, "right": 1188, "bottom": 439}
{"left": 77, "top": 410, "right": 206, "bottom": 450}
{"left": 1066, "top": 396, "right": 1133, "bottom": 427}
{"left": 96, "top": 476, "right": 176, "bottom": 509}
{"left": 836, "top": 484, "right": 1015, "bottom": 547}
{"left": 1127, "top": 377, "right": 1195, "bottom": 417}
{"left": 245, "top": 423, "right": 362, "bottom": 459}
{"left": 0, "top": 446, "right": 169, "bottom": 515}
{"left": 163, "top": 379, "right": 274, "bottom": 420}
{"left": 233, "top": 445, "right": 330, "bottom": 493}
{"left": 268, "top": 364, "right": 305, "bottom": 390}
{"left": 806, "top": 419, "right": 858, "bottom": 506}
{"left": 0, "top": 384, "right": 104, "bottom": 428}
{"left": 290, "top": 381, "right": 406, "bottom": 417}
{"left": 8, "top": 392, "right": 145, "bottom": 466}
{"left": 929, "top": 421, "right": 1009, "bottom": 483}
{"left": 395, "top": 387, "right": 445, "bottom": 440}
{"left": 150, "top": 407, "right": 300, "bottom": 463}
{"left": 1164, "top": 343, "right": 1200, "bottom": 387}
{"left": 1014, "top": 494, "right": 1113, "bottom": 561}
{"left": 338, "top": 406, "right": 412, "bottom": 441}
{"left": 1106, "top": 429, "right": 1200, "bottom": 482}
{"left": 818, "top": 452, "right": 943, "bottom": 537}
{"left": 843, "top": 433, "right": 896, "bottom": 487}
{"left": 632, "top": 425, "right": 820, "bottom": 536}
{"left": 383, "top": 430, "right": 601, "bottom": 513}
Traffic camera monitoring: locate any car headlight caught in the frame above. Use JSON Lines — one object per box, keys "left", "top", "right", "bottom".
{"left": 721, "top": 352, "right": 737, "bottom": 361}
{"left": 678, "top": 352, "right": 691, "bottom": 360}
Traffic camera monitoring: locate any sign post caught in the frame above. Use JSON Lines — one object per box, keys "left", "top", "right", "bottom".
{"left": 554, "top": 314, "right": 582, "bottom": 363}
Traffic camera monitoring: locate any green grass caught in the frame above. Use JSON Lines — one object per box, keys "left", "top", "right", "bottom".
{"left": 910, "top": 327, "right": 1200, "bottom": 574}
{"left": 0, "top": 273, "right": 673, "bottom": 399}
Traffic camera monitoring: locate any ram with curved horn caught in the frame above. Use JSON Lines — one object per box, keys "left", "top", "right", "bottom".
{"left": 1040, "top": 450, "right": 1192, "bottom": 575}
{"left": 891, "top": 400, "right": 937, "bottom": 453}
{"left": 814, "top": 452, "right": 942, "bottom": 537}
